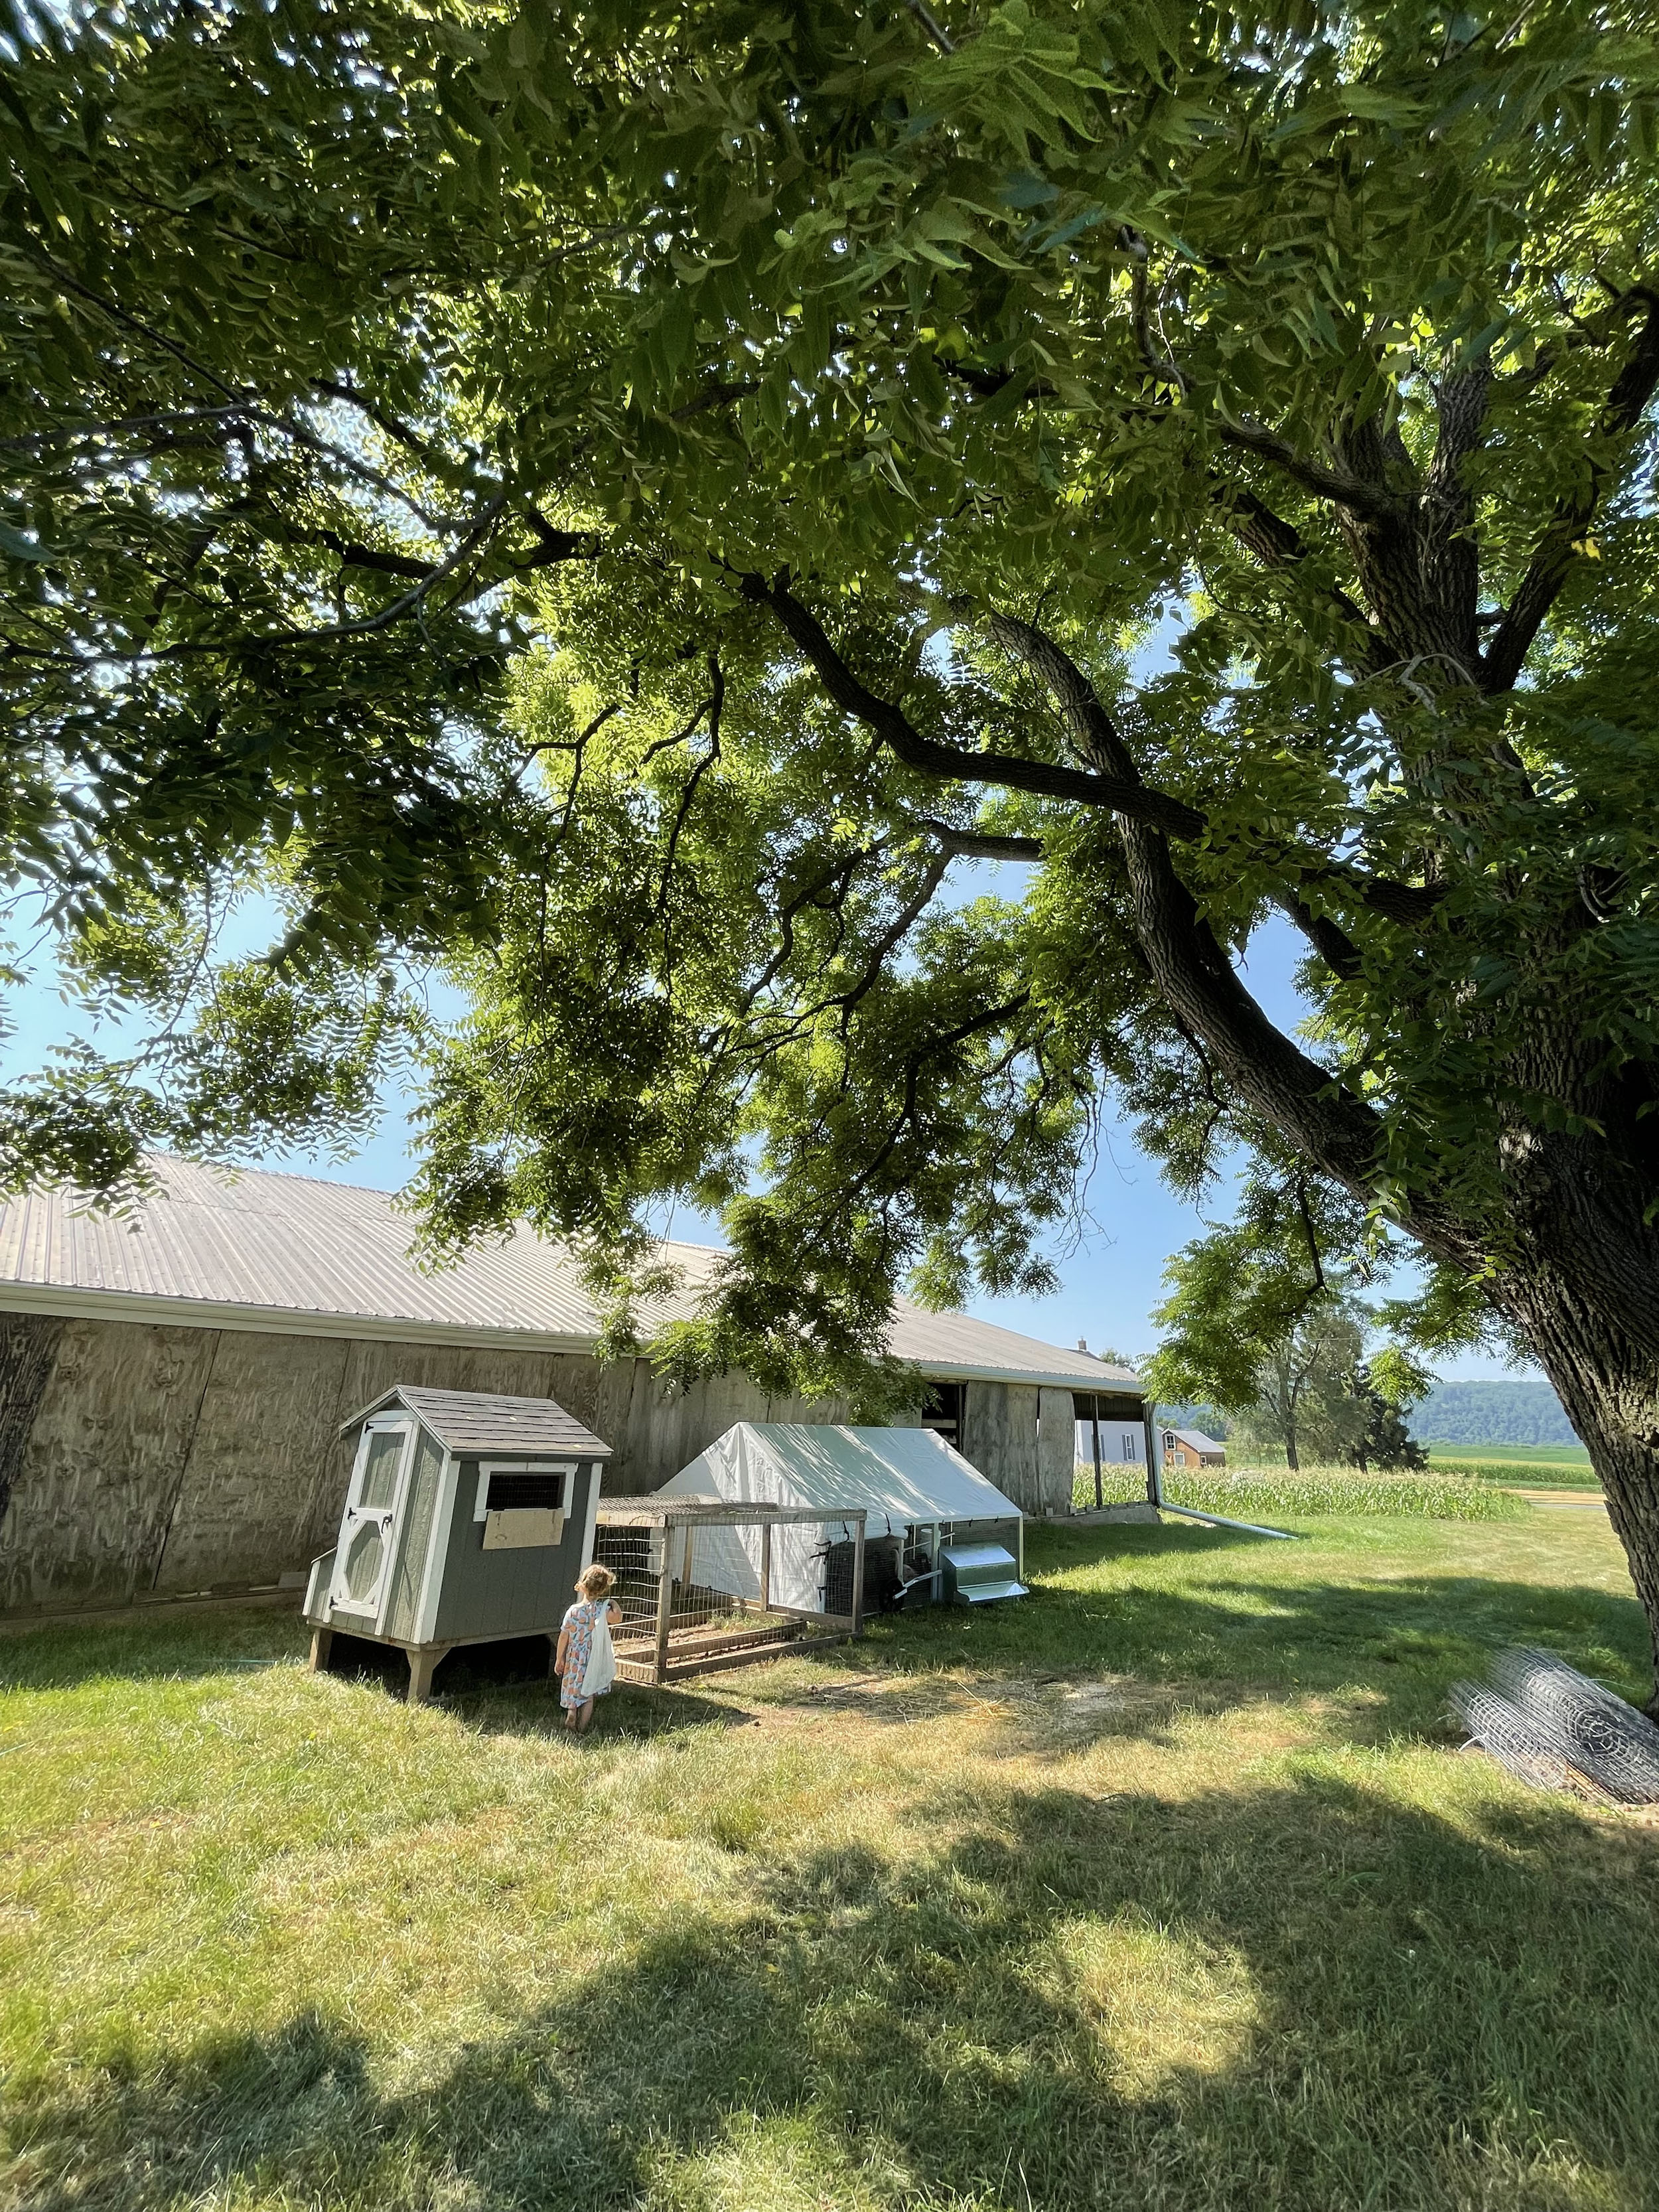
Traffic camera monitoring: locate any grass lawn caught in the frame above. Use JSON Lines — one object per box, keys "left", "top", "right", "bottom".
{"left": 3, "top": 1509, "right": 1656, "bottom": 2212}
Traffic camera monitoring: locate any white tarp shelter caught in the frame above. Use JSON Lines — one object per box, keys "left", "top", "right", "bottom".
{"left": 658, "top": 1423, "right": 1024, "bottom": 1612}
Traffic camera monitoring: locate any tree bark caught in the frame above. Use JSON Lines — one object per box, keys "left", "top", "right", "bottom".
{"left": 1494, "top": 1165, "right": 1659, "bottom": 1714}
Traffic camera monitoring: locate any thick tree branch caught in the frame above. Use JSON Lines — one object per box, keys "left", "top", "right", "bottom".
{"left": 993, "top": 611, "right": 1392, "bottom": 1199}
{"left": 831, "top": 853, "right": 950, "bottom": 1019}
{"left": 302, "top": 528, "right": 435, "bottom": 582}
{"left": 1211, "top": 417, "right": 1400, "bottom": 516}
{"left": 1421, "top": 362, "right": 1492, "bottom": 658}
{"left": 990, "top": 607, "right": 1360, "bottom": 978}
{"left": 1482, "top": 290, "right": 1659, "bottom": 694}
{"left": 914, "top": 819, "right": 1044, "bottom": 861}
{"left": 747, "top": 573, "right": 1443, "bottom": 939}
{"left": 1207, "top": 476, "right": 1381, "bottom": 662}
{"left": 507, "top": 523, "right": 605, "bottom": 571}
{"left": 1270, "top": 888, "right": 1364, "bottom": 982}
{"left": 742, "top": 571, "right": 1204, "bottom": 832}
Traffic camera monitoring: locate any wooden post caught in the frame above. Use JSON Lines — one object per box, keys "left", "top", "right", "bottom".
{"left": 680, "top": 1519, "right": 695, "bottom": 1590}
{"left": 406, "top": 1647, "right": 439, "bottom": 1704}
{"left": 850, "top": 1516, "right": 866, "bottom": 1635}
{"left": 654, "top": 1524, "right": 674, "bottom": 1686}
{"left": 1090, "top": 1396, "right": 1104, "bottom": 1511}
{"left": 308, "top": 1626, "right": 332, "bottom": 1674}
{"left": 759, "top": 1518, "right": 772, "bottom": 1614}
{"left": 1143, "top": 1407, "right": 1163, "bottom": 1509}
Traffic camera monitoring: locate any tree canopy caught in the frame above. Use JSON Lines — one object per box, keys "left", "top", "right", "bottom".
{"left": 5, "top": 1, "right": 1659, "bottom": 1668}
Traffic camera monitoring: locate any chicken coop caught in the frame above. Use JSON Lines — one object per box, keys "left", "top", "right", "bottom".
{"left": 305, "top": 1384, "right": 611, "bottom": 1700}
{"left": 591, "top": 1495, "right": 868, "bottom": 1685}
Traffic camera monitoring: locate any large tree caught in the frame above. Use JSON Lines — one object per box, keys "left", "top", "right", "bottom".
{"left": 6, "top": 1, "right": 1659, "bottom": 1685}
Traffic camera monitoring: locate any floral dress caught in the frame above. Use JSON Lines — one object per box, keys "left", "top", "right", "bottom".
{"left": 559, "top": 1598, "right": 611, "bottom": 1708}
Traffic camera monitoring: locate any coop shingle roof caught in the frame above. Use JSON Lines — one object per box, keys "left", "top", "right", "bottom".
{"left": 347, "top": 1384, "right": 611, "bottom": 1457}
{"left": 0, "top": 1155, "right": 1143, "bottom": 1394}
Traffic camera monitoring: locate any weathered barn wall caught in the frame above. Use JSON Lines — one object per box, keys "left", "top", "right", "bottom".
{"left": 0, "top": 1319, "right": 222, "bottom": 1611}
{"left": 1037, "top": 1387, "right": 1077, "bottom": 1515}
{"left": 962, "top": 1380, "right": 1041, "bottom": 1514}
{"left": 0, "top": 1313, "right": 62, "bottom": 1530}
{"left": 154, "top": 1330, "right": 354, "bottom": 1594}
{"left": 0, "top": 1317, "right": 874, "bottom": 1615}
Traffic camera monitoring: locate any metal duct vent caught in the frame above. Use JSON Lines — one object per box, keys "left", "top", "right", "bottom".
{"left": 941, "top": 1543, "right": 1027, "bottom": 1605}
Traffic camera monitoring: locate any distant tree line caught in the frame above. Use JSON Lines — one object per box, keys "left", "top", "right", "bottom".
{"left": 1408, "top": 1382, "right": 1580, "bottom": 1450}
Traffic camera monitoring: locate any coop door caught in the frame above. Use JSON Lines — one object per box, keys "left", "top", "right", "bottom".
{"left": 330, "top": 1418, "right": 416, "bottom": 1626}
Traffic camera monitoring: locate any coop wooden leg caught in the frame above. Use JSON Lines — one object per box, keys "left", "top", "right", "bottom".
{"left": 309, "top": 1627, "right": 332, "bottom": 1673}
{"left": 406, "top": 1647, "right": 439, "bottom": 1704}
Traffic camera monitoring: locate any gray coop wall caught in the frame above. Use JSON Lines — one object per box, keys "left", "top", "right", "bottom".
{"left": 429, "top": 1457, "right": 601, "bottom": 1644}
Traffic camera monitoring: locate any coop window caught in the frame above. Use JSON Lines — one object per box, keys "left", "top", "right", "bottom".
{"left": 473, "top": 1462, "right": 575, "bottom": 1520}
{"left": 357, "top": 1425, "right": 411, "bottom": 1509}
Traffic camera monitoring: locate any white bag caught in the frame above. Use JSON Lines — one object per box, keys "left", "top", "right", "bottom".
{"left": 579, "top": 1605, "right": 616, "bottom": 1698}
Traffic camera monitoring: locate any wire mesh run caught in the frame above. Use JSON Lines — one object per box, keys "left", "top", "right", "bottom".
{"left": 1453, "top": 1646, "right": 1659, "bottom": 1805}
{"left": 593, "top": 1499, "right": 867, "bottom": 1685}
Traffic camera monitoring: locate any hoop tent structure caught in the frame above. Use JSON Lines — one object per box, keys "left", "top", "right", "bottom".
{"left": 657, "top": 1424, "right": 1027, "bottom": 1613}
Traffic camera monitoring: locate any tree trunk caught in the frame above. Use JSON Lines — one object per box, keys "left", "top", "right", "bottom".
{"left": 1504, "top": 1260, "right": 1659, "bottom": 1718}
{"left": 996, "top": 603, "right": 1659, "bottom": 1699}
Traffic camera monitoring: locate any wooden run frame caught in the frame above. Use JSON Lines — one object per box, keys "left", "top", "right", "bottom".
{"left": 593, "top": 1497, "right": 867, "bottom": 1686}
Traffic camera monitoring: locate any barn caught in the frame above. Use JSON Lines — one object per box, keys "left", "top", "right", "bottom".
{"left": 0, "top": 1158, "right": 1151, "bottom": 1617}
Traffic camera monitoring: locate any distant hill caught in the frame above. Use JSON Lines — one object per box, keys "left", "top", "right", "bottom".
{"left": 1408, "top": 1379, "right": 1580, "bottom": 1448}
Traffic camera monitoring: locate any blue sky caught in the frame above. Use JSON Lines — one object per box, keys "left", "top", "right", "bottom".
{"left": 0, "top": 898, "right": 1525, "bottom": 1380}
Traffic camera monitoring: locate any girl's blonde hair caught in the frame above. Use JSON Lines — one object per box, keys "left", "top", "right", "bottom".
{"left": 577, "top": 1562, "right": 615, "bottom": 1599}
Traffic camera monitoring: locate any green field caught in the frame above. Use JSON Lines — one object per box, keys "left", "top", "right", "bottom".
{"left": 1074, "top": 1463, "right": 1556, "bottom": 1514}
{"left": 1426, "top": 1443, "right": 1602, "bottom": 1492}
{"left": 1426, "top": 1442, "right": 1592, "bottom": 1464}
{"left": 3, "top": 1507, "right": 1656, "bottom": 2212}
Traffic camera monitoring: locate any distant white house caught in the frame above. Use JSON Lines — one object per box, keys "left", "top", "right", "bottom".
{"left": 1074, "top": 1416, "right": 1148, "bottom": 1465}
{"left": 1162, "top": 1427, "right": 1227, "bottom": 1469}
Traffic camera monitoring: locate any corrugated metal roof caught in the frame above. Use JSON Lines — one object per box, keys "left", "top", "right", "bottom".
{"left": 347, "top": 1384, "right": 611, "bottom": 1457}
{"left": 0, "top": 1156, "right": 1143, "bottom": 1394}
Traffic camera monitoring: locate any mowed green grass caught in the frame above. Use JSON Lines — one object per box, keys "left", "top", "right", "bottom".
{"left": 3, "top": 1511, "right": 1656, "bottom": 2212}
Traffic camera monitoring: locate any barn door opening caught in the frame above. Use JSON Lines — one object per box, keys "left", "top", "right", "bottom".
{"left": 330, "top": 1417, "right": 416, "bottom": 1627}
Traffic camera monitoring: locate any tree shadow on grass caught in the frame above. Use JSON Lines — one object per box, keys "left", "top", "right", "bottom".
{"left": 861, "top": 1522, "right": 1650, "bottom": 1751}
{"left": 11, "top": 1770, "right": 1658, "bottom": 2212}
{"left": 449, "top": 1676, "right": 757, "bottom": 1747}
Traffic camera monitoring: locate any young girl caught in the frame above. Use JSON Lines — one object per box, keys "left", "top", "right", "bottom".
{"left": 555, "top": 1564, "right": 622, "bottom": 1735}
